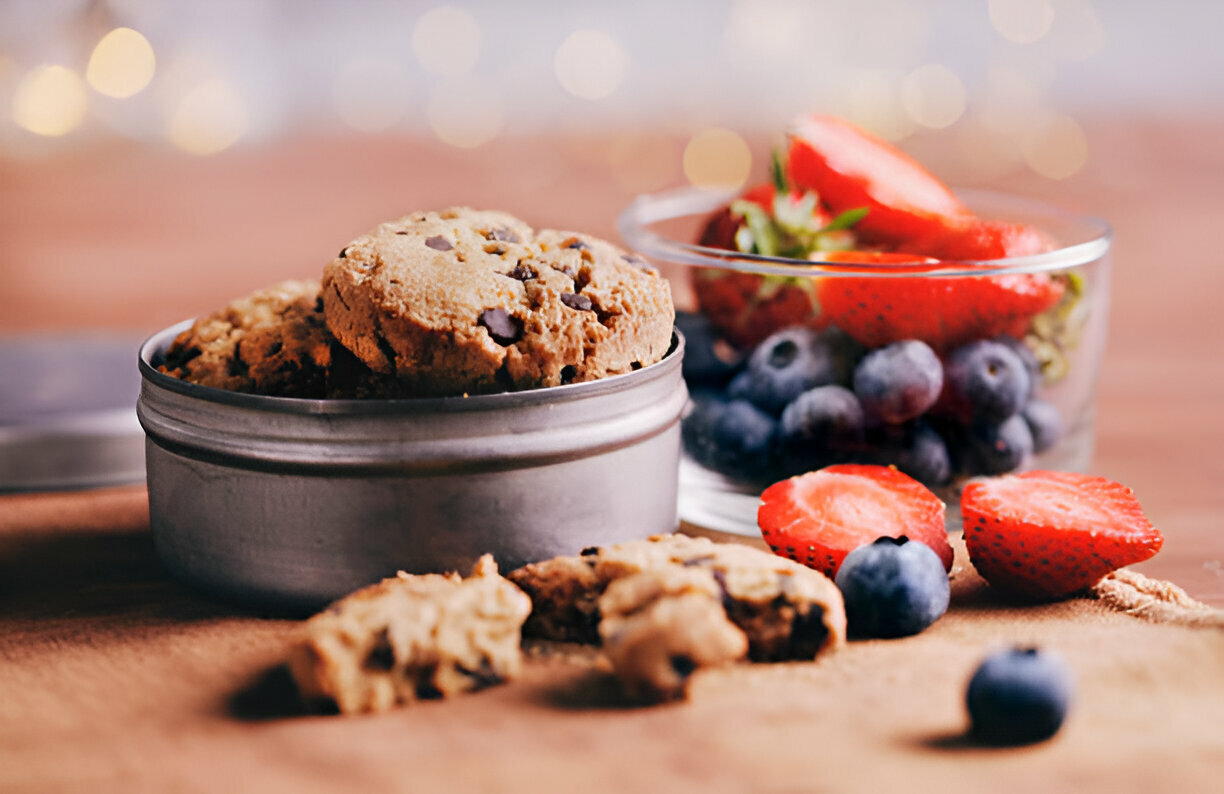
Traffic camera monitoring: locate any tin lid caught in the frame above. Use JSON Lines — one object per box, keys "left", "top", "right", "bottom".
{"left": 0, "top": 334, "right": 145, "bottom": 492}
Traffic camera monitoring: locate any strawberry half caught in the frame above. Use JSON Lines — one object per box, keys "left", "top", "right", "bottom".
{"left": 814, "top": 251, "right": 1065, "bottom": 350}
{"left": 787, "top": 114, "right": 975, "bottom": 245}
{"left": 961, "top": 470, "right": 1164, "bottom": 600}
{"left": 758, "top": 463, "right": 952, "bottom": 579}
{"left": 906, "top": 220, "right": 1053, "bottom": 261}
{"left": 692, "top": 173, "right": 844, "bottom": 350}
{"left": 691, "top": 270, "right": 823, "bottom": 350}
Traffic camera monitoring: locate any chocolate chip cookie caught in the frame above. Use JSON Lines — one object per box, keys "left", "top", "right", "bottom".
{"left": 509, "top": 534, "right": 846, "bottom": 663}
{"left": 597, "top": 568, "right": 748, "bottom": 702}
{"left": 159, "top": 279, "right": 406, "bottom": 398}
{"left": 322, "top": 208, "right": 674, "bottom": 396}
{"left": 159, "top": 280, "right": 334, "bottom": 397}
{"left": 287, "top": 555, "right": 532, "bottom": 715}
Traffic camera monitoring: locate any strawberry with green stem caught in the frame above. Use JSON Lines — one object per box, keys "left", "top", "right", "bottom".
{"left": 692, "top": 151, "right": 868, "bottom": 350}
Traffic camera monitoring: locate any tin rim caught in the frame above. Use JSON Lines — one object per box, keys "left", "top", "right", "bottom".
{"left": 138, "top": 322, "right": 688, "bottom": 473}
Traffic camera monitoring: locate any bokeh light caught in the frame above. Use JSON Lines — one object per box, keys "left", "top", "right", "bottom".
{"left": 722, "top": 0, "right": 810, "bottom": 63}
{"left": 12, "top": 65, "right": 88, "bottom": 137}
{"left": 989, "top": 0, "right": 1055, "bottom": 45}
{"left": 900, "top": 64, "right": 966, "bottom": 129}
{"left": 332, "top": 59, "right": 411, "bottom": 133}
{"left": 86, "top": 27, "right": 156, "bottom": 98}
{"left": 554, "top": 29, "right": 629, "bottom": 101}
{"left": 1049, "top": 0, "right": 1107, "bottom": 61}
{"left": 847, "top": 71, "right": 915, "bottom": 142}
{"left": 683, "top": 128, "right": 751, "bottom": 190}
{"left": 168, "top": 78, "right": 247, "bottom": 155}
{"left": 1021, "top": 113, "right": 1087, "bottom": 179}
{"left": 426, "top": 77, "right": 504, "bottom": 148}
{"left": 412, "top": 6, "right": 481, "bottom": 77}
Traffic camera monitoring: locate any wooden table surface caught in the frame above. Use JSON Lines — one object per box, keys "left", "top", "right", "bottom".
{"left": 1, "top": 117, "right": 1222, "bottom": 791}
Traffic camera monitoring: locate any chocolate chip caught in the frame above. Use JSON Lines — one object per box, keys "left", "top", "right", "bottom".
{"left": 425, "top": 235, "right": 453, "bottom": 251}
{"left": 338, "top": 247, "right": 348, "bottom": 259}
{"left": 560, "top": 365, "right": 577, "bottom": 384}
{"left": 563, "top": 237, "right": 589, "bottom": 250}
{"left": 478, "top": 308, "right": 523, "bottom": 346}
{"left": 561, "top": 292, "right": 593, "bottom": 312}
{"left": 456, "top": 659, "right": 503, "bottom": 688}
{"left": 670, "top": 655, "right": 698, "bottom": 678}
{"left": 580, "top": 546, "right": 602, "bottom": 556}
{"left": 505, "top": 264, "right": 537, "bottom": 281}
{"left": 363, "top": 631, "right": 395, "bottom": 671}
{"left": 786, "top": 606, "right": 829, "bottom": 660}
{"left": 414, "top": 667, "right": 443, "bottom": 700}
{"left": 395, "top": 230, "right": 409, "bottom": 235}
{"left": 487, "top": 227, "right": 520, "bottom": 243}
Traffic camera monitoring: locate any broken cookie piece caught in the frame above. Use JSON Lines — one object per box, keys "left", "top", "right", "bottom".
{"left": 598, "top": 568, "right": 748, "bottom": 703}
{"left": 509, "top": 534, "right": 846, "bottom": 662}
{"left": 287, "top": 555, "right": 531, "bottom": 714}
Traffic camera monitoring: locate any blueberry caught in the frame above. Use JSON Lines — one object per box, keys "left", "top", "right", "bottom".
{"left": 675, "top": 311, "right": 743, "bottom": 386}
{"left": 965, "top": 414, "right": 1034, "bottom": 475}
{"left": 682, "top": 397, "right": 777, "bottom": 479}
{"left": 1022, "top": 399, "right": 1063, "bottom": 453}
{"left": 967, "top": 647, "right": 1074, "bottom": 745}
{"left": 993, "top": 334, "right": 1042, "bottom": 398}
{"left": 834, "top": 536, "right": 950, "bottom": 639}
{"left": 853, "top": 340, "right": 943, "bottom": 425}
{"left": 779, "top": 385, "right": 865, "bottom": 468}
{"left": 944, "top": 340, "right": 1032, "bottom": 423}
{"left": 867, "top": 422, "right": 952, "bottom": 486}
{"left": 820, "top": 325, "right": 867, "bottom": 383}
{"left": 737, "top": 327, "right": 844, "bottom": 415}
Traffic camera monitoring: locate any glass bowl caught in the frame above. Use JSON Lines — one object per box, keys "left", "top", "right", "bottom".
{"left": 618, "top": 186, "right": 1112, "bottom": 536}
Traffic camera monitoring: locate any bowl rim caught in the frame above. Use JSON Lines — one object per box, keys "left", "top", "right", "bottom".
{"left": 617, "top": 185, "right": 1112, "bottom": 278}
{"left": 139, "top": 320, "right": 684, "bottom": 416}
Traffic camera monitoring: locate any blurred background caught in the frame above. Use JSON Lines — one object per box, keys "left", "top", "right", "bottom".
{"left": 2, "top": 0, "right": 1222, "bottom": 331}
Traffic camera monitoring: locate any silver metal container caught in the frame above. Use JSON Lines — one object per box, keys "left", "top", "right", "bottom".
{"left": 138, "top": 322, "right": 687, "bottom": 612}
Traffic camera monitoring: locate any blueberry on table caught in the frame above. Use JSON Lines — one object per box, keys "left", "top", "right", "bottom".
{"left": 682, "top": 398, "right": 777, "bottom": 478}
{"left": 852, "top": 340, "right": 943, "bottom": 425}
{"left": 834, "top": 536, "right": 950, "bottom": 638}
{"left": 943, "top": 340, "right": 1032, "bottom": 423}
{"left": 737, "top": 327, "right": 845, "bottom": 415}
{"left": 779, "top": 385, "right": 865, "bottom": 468}
{"left": 1021, "top": 399, "right": 1063, "bottom": 453}
{"left": 965, "top": 414, "right": 1034, "bottom": 475}
{"left": 967, "top": 647, "right": 1074, "bottom": 745}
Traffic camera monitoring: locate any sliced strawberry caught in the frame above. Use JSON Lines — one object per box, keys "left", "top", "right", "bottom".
{"left": 758, "top": 463, "right": 952, "bottom": 579}
{"left": 814, "top": 251, "right": 1064, "bottom": 350}
{"left": 961, "top": 470, "right": 1164, "bottom": 600}
{"left": 787, "top": 114, "right": 975, "bottom": 245}
{"left": 690, "top": 271, "right": 824, "bottom": 350}
{"left": 906, "top": 220, "right": 1053, "bottom": 261}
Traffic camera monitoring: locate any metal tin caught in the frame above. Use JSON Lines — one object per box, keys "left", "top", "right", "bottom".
{"left": 1, "top": 335, "right": 145, "bottom": 492}
{"left": 138, "top": 322, "right": 687, "bottom": 612}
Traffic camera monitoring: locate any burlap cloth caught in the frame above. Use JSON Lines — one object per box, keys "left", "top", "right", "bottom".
{"left": 2, "top": 485, "right": 1221, "bottom": 793}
